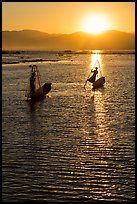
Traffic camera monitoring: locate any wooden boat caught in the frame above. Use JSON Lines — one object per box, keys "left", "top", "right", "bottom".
{"left": 84, "top": 60, "right": 105, "bottom": 90}
{"left": 25, "top": 65, "right": 51, "bottom": 101}
{"left": 93, "top": 76, "right": 105, "bottom": 89}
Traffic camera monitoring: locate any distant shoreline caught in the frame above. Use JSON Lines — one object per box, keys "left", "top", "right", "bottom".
{"left": 2, "top": 50, "right": 135, "bottom": 66}
{"left": 2, "top": 50, "right": 135, "bottom": 55}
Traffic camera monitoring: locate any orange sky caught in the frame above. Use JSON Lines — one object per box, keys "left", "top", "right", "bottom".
{"left": 2, "top": 2, "right": 135, "bottom": 34}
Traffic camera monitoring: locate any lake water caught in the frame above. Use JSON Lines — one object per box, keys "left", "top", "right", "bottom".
{"left": 2, "top": 51, "right": 135, "bottom": 202}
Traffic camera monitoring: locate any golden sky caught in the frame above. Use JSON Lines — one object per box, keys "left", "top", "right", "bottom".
{"left": 2, "top": 2, "right": 135, "bottom": 34}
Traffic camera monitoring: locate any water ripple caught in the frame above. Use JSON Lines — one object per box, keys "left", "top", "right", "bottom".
{"left": 2, "top": 53, "right": 135, "bottom": 202}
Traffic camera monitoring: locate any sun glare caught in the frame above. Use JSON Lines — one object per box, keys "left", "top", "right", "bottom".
{"left": 83, "top": 15, "right": 110, "bottom": 34}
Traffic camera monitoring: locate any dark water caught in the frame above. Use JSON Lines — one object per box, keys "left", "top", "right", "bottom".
{"left": 2, "top": 52, "right": 135, "bottom": 202}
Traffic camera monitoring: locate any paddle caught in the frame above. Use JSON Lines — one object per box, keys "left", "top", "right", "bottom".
{"left": 84, "top": 69, "right": 93, "bottom": 89}
{"left": 84, "top": 80, "right": 88, "bottom": 89}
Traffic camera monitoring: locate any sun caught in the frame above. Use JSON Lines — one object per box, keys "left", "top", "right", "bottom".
{"left": 82, "top": 15, "right": 110, "bottom": 34}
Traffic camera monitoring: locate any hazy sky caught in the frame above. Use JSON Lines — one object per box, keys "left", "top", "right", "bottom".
{"left": 2, "top": 2, "right": 135, "bottom": 34}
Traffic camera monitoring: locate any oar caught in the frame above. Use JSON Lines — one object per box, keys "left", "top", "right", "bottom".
{"left": 84, "top": 80, "right": 88, "bottom": 89}
{"left": 84, "top": 69, "right": 93, "bottom": 89}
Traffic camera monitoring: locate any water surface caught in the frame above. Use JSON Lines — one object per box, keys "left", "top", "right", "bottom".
{"left": 2, "top": 51, "right": 135, "bottom": 202}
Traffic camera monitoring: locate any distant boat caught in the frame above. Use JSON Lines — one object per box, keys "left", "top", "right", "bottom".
{"left": 58, "top": 52, "right": 64, "bottom": 56}
{"left": 25, "top": 65, "right": 51, "bottom": 101}
{"left": 84, "top": 59, "right": 105, "bottom": 90}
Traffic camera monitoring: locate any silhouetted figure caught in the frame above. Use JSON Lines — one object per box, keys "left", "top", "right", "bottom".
{"left": 87, "top": 67, "right": 98, "bottom": 84}
{"left": 30, "top": 72, "right": 36, "bottom": 96}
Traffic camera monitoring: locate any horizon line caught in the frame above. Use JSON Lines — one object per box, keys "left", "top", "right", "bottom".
{"left": 2, "top": 29, "right": 135, "bottom": 35}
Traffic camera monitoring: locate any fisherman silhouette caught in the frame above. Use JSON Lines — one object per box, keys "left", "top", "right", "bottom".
{"left": 30, "top": 71, "right": 36, "bottom": 95}
{"left": 87, "top": 67, "right": 98, "bottom": 84}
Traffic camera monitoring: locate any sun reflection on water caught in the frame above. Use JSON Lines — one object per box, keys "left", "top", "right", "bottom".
{"left": 78, "top": 85, "right": 115, "bottom": 199}
{"left": 89, "top": 51, "right": 104, "bottom": 79}
{"left": 94, "top": 90, "right": 112, "bottom": 148}
{"left": 82, "top": 52, "right": 112, "bottom": 164}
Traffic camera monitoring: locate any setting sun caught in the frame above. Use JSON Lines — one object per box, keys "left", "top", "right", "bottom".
{"left": 82, "top": 15, "right": 110, "bottom": 34}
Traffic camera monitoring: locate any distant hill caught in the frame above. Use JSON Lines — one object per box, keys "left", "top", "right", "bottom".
{"left": 2, "top": 29, "right": 135, "bottom": 51}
